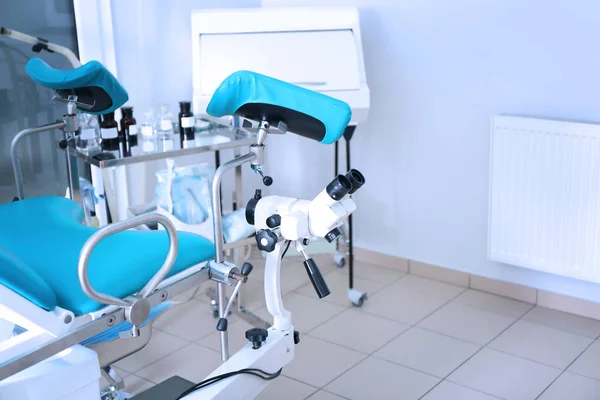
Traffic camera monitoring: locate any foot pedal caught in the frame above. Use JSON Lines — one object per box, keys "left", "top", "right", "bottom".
{"left": 128, "top": 376, "right": 195, "bottom": 400}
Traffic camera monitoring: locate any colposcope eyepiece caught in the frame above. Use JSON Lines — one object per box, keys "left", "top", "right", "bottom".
{"left": 326, "top": 174, "right": 353, "bottom": 201}
{"left": 345, "top": 169, "right": 365, "bottom": 194}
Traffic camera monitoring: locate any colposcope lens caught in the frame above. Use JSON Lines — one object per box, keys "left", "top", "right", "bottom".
{"left": 326, "top": 175, "right": 352, "bottom": 200}
{"left": 346, "top": 169, "right": 365, "bottom": 194}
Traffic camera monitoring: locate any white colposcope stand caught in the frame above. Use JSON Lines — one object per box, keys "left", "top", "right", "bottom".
{"left": 181, "top": 121, "right": 364, "bottom": 399}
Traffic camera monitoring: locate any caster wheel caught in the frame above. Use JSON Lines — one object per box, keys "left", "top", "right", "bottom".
{"left": 348, "top": 289, "right": 367, "bottom": 308}
{"left": 352, "top": 297, "right": 365, "bottom": 307}
{"left": 210, "top": 300, "right": 219, "bottom": 318}
{"left": 333, "top": 252, "right": 345, "bottom": 268}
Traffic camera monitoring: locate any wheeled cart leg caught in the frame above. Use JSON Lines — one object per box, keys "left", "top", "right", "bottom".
{"left": 334, "top": 128, "right": 368, "bottom": 307}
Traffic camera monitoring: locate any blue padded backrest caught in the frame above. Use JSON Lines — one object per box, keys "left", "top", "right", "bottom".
{"left": 207, "top": 71, "right": 352, "bottom": 144}
{"left": 26, "top": 58, "right": 128, "bottom": 115}
{"left": 0, "top": 197, "right": 215, "bottom": 315}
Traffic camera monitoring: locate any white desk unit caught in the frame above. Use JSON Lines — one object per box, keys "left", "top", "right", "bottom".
{"left": 191, "top": 6, "right": 371, "bottom": 307}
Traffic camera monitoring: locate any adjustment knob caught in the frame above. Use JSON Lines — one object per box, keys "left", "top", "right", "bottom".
{"left": 241, "top": 262, "right": 254, "bottom": 276}
{"left": 263, "top": 176, "right": 273, "bottom": 186}
{"left": 245, "top": 328, "right": 268, "bottom": 349}
{"left": 246, "top": 189, "right": 262, "bottom": 225}
{"left": 266, "top": 214, "right": 282, "bottom": 228}
{"left": 256, "top": 229, "right": 278, "bottom": 252}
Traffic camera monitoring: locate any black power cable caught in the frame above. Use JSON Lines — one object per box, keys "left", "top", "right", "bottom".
{"left": 281, "top": 240, "right": 292, "bottom": 259}
{"left": 175, "top": 368, "right": 283, "bottom": 399}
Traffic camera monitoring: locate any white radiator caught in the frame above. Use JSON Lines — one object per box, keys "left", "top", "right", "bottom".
{"left": 489, "top": 115, "right": 600, "bottom": 283}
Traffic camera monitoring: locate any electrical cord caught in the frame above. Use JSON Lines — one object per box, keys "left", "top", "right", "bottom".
{"left": 281, "top": 240, "right": 292, "bottom": 259}
{"left": 175, "top": 367, "right": 283, "bottom": 399}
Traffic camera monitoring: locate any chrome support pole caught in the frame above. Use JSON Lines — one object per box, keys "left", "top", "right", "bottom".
{"left": 211, "top": 151, "right": 257, "bottom": 361}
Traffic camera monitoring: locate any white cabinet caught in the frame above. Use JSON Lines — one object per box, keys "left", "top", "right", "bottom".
{"left": 192, "top": 7, "right": 370, "bottom": 124}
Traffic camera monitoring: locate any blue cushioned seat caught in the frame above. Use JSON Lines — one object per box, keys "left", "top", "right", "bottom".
{"left": 207, "top": 71, "right": 351, "bottom": 144}
{"left": 0, "top": 197, "right": 214, "bottom": 315}
{"left": 25, "top": 58, "right": 128, "bottom": 114}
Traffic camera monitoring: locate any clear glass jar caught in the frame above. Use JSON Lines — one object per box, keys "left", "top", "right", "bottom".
{"left": 141, "top": 109, "right": 158, "bottom": 154}
{"left": 156, "top": 104, "right": 175, "bottom": 139}
{"left": 75, "top": 115, "right": 101, "bottom": 153}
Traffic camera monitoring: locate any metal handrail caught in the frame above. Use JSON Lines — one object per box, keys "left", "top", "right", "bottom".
{"left": 77, "top": 213, "right": 179, "bottom": 306}
{"left": 11, "top": 121, "right": 66, "bottom": 200}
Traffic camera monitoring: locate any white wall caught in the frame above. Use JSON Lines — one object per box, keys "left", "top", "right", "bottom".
{"left": 263, "top": 0, "right": 600, "bottom": 303}
{"left": 107, "top": 0, "right": 261, "bottom": 208}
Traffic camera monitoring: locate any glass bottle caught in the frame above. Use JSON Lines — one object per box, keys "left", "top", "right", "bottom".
{"left": 120, "top": 106, "right": 138, "bottom": 156}
{"left": 141, "top": 109, "right": 157, "bottom": 154}
{"left": 179, "top": 101, "right": 195, "bottom": 149}
{"left": 100, "top": 112, "right": 120, "bottom": 157}
{"left": 156, "top": 104, "right": 175, "bottom": 152}
{"left": 76, "top": 114, "right": 101, "bottom": 153}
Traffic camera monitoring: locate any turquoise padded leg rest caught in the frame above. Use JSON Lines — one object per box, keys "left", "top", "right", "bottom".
{"left": 25, "top": 58, "right": 128, "bottom": 115}
{"left": 206, "top": 71, "right": 352, "bottom": 144}
{"left": 0, "top": 197, "right": 214, "bottom": 315}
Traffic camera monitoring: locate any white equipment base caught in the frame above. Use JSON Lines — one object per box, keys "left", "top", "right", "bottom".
{"left": 0, "top": 345, "right": 100, "bottom": 400}
{"left": 183, "top": 326, "right": 294, "bottom": 399}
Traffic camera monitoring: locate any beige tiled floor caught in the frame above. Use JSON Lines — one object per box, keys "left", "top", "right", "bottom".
{"left": 112, "top": 255, "right": 600, "bottom": 399}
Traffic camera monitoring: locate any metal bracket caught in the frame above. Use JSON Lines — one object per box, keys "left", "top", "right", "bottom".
{"left": 242, "top": 119, "right": 287, "bottom": 135}
{"left": 207, "top": 260, "right": 240, "bottom": 286}
{"left": 52, "top": 93, "right": 96, "bottom": 111}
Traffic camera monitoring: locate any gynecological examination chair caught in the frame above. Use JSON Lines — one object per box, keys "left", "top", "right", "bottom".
{"left": 0, "top": 58, "right": 364, "bottom": 400}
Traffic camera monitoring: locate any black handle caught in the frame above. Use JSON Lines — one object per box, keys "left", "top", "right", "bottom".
{"left": 241, "top": 262, "right": 253, "bottom": 276}
{"left": 303, "top": 258, "right": 330, "bottom": 298}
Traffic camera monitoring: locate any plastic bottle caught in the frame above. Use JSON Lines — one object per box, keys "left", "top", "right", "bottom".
{"left": 179, "top": 101, "right": 195, "bottom": 149}
{"left": 100, "top": 112, "right": 120, "bottom": 157}
{"left": 120, "top": 106, "right": 138, "bottom": 156}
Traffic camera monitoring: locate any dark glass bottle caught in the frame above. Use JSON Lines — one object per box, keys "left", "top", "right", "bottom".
{"left": 178, "top": 101, "right": 195, "bottom": 148}
{"left": 100, "top": 112, "right": 119, "bottom": 155}
{"left": 120, "top": 106, "right": 138, "bottom": 155}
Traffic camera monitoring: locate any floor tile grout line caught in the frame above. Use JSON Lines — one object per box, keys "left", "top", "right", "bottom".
{"left": 131, "top": 341, "right": 221, "bottom": 382}
{"left": 291, "top": 268, "right": 408, "bottom": 304}
{"left": 308, "top": 352, "right": 369, "bottom": 391}
{"left": 133, "top": 269, "right": 586, "bottom": 397}
{"left": 302, "top": 333, "right": 370, "bottom": 356}
{"left": 564, "top": 369, "right": 600, "bottom": 383}
{"left": 358, "top": 285, "right": 469, "bottom": 353}
{"left": 516, "top": 307, "right": 600, "bottom": 339}
{"left": 318, "top": 389, "right": 352, "bottom": 400}
{"left": 417, "top": 307, "right": 525, "bottom": 399}
{"left": 430, "top": 381, "right": 506, "bottom": 400}
{"left": 534, "top": 329, "right": 600, "bottom": 399}
{"left": 481, "top": 346, "right": 572, "bottom": 371}
{"left": 147, "top": 280, "right": 535, "bottom": 388}
{"left": 301, "top": 287, "right": 469, "bottom": 395}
